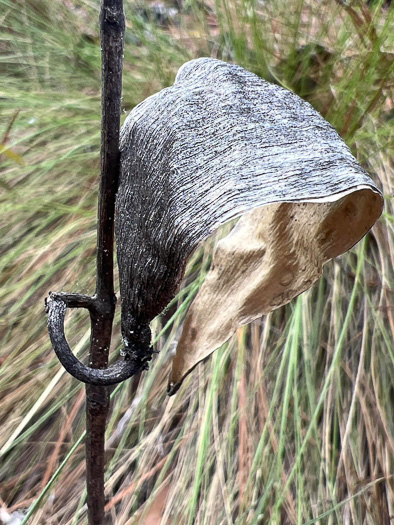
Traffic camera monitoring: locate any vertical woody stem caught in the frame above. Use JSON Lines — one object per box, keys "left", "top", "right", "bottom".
{"left": 85, "top": 1, "right": 125, "bottom": 523}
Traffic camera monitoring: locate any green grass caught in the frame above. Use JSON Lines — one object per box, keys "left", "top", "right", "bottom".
{"left": 0, "top": 0, "right": 393, "bottom": 523}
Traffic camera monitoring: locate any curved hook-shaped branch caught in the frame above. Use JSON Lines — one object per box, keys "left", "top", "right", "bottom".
{"left": 45, "top": 294, "right": 153, "bottom": 385}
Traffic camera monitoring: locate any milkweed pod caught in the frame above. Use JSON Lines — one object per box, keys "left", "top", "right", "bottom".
{"left": 115, "top": 58, "right": 383, "bottom": 393}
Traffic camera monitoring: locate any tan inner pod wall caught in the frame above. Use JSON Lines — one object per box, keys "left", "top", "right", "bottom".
{"left": 168, "top": 188, "right": 382, "bottom": 392}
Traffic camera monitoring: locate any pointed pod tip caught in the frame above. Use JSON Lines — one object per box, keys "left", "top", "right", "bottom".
{"left": 167, "top": 381, "right": 180, "bottom": 396}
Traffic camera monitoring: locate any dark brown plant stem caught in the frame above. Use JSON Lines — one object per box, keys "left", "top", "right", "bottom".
{"left": 46, "top": 0, "right": 151, "bottom": 388}
{"left": 46, "top": 0, "right": 153, "bottom": 520}
{"left": 85, "top": 1, "right": 125, "bottom": 523}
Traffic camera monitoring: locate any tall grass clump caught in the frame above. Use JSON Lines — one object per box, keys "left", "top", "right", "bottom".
{"left": 0, "top": 0, "right": 393, "bottom": 523}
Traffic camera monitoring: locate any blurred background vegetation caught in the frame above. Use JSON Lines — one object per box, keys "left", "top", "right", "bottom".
{"left": 0, "top": 0, "right": 393, "bottom": 523}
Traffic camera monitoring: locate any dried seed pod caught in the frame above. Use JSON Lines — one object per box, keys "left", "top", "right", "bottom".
{"left": 115, "top": 58, "right": 383, "bottom": 388}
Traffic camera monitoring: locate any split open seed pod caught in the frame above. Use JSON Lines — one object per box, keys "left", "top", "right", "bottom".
{"left": 116, "top": 58, "right": 383, "bottom": 395}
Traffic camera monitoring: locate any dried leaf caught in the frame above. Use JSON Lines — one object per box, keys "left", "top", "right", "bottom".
{"left": 115, "top": 58, "right": 383, "bottom": 381}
